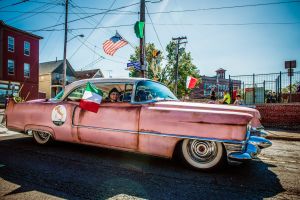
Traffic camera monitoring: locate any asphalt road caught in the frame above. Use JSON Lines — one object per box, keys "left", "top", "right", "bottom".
{"left": 0, "top": 133, "right": 299, "bottom": 200}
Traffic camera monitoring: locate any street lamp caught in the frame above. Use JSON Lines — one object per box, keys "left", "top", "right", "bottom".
{"left": 67, "top": 34, "right": 84, "bottom": 42}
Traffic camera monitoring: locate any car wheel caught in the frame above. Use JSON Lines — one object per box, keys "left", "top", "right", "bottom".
{"left": 33, "top": 130, "right": 53, "bottom": 145}
{"left": 181, "top": 139, "right": 225, "bottom": 171}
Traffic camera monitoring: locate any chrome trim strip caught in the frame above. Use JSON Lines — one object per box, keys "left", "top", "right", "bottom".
{"left": 138, "top": 131, "right": 245, "bottom": 144}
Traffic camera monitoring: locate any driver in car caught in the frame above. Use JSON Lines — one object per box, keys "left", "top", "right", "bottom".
{"left": 104, "top": 88, "right": 120, "bottom": 103}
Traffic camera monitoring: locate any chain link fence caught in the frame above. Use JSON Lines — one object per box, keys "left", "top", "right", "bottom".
{"left": 229, "top": 71, "right": 300, "bottom": 104}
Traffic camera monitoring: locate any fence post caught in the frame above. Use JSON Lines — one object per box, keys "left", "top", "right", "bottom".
{"left": 253, "top": 73, "right": 255, "bottom": 104}
{"left": 290, "top": 72, "right": 292, "bottom": 103}
{"left": 278, "top": 71, "right": 281, "bottom": 103}
{"left": 263, "top": 80, "right": 266, "bottom": 103}
{"left": 229, "top": 75, "right": 231, "bottom": 101}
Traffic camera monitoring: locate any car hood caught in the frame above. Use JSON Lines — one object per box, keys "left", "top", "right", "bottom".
{"left": 153, "top": 101, "right": 262, "bottom": 128}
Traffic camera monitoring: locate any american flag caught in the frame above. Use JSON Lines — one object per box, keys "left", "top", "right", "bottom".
{"left": 103, "top": 32, "right": 128, "bottom": 56}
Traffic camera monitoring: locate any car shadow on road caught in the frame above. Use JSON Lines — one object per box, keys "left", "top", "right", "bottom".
{"left": 0, "top": 136, "right": 285, "bottom": 200}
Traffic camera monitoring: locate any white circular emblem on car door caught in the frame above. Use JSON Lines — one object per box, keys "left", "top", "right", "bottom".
{"left": 51, "top": 105, "right": 67, "bottom": 126}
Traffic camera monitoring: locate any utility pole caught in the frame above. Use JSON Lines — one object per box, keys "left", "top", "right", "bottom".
{"left": 62, "top": 0, "right": 68, "bottom": 89}
{"left": 172, "top": 36, "right": 187, "bottom": 96}
{"left": 140, "top": 0, "right": 146, "bottom": 78}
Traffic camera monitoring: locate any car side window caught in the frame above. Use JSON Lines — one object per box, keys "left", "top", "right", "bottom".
{"left": 65, "top": 87, "right": 85, "bottom": 102}
{"left": 100, "top": 83, "right": 133, "bottom": 103}
{"left": 65, "top": 83, "right": 134, "bottom": 103}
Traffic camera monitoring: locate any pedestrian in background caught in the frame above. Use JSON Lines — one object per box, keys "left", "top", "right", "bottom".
{"left": 266, "top": 91, "right": 272, "bottom": 103}
{"left": 210, "top": 90, "right": 216, "bottom": 101}
{"left": 271, "top": 92, "right": 277, "bottom": 103}
{"left": 234, "top": 94, "right": 244, "bottom": 106}
{"left": 220, "top": 90, "right": 231, "bottom": 104}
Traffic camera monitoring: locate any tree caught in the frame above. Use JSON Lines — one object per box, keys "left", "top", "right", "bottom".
{"left": 162, "top": 41, "right": 201, "bottom": 98}
{"left": 282, "top": 81, "right": 300, "bottom": 93}
{"left": 129, "top": 43, "right": 163, "bottom": 80}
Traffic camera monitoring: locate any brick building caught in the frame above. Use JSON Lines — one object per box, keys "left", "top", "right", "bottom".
{"left": 191, "top": 68, "right": 241, "bottom": 99}
{"left": 0, "top": 20, "right": 42, "bottom": 105}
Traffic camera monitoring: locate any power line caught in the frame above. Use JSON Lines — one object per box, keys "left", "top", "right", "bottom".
{"left": 69, "top": 0, "right": 99, "bottom": 26}
{"left": 28, "top": 0, "right": 137, "bottom": 13}
{"left": 145, "top": 4, "right": 165, "bottom": 55}
{"left": 29, "top": 1, "right": 140, "bottom": 32}
{"left": 25, "top": 0, "right": 63, "bottom": 6}
{"left": 40, "top": 11, "right": 64, "bottom": 53}
{"left": 27, "top": 24, "right": 135, "bottom": 32}
{"left": 0, "top": 10, "right": 137, "bottom": 15}
{"left": 0, "top": 0, "right": 29, "bottom": 10}
{"left": 149, "top": 22, "right": 300, "bottom": 26}
{"left": 7, "top": 3, "right": 59, "bottom": 24}
{"left": 26, "top": 21, "right": 300, "bottom": 32}
{"left": 148, "top": 0, "right": 300, "bottom": 14}
{"left": 68, "top": 0, "right": 117, "bottom": 59}
{"left": 4, "top": 0, "right": 59, "bottom": 23}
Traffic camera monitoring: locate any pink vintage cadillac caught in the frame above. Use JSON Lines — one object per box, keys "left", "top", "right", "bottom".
{"left": 5, "top": 78, "right": 271, "bottom": 170}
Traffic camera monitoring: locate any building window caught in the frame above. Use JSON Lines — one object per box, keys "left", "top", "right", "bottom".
{"left": 24, "top": 41, "right": 30, "bottom": 56}
{"left": 8, "top": 36, "right": 14, "bottom": 52}
{"left": 8, "top": 60, "right": 15, "bottom": 75}
{"left": 24, "top": 63, "right": 30, "bottom": 77}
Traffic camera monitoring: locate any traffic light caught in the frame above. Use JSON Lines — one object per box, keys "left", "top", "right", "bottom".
{"left": 152, "top": 50, "right": 161, "bottom": 58}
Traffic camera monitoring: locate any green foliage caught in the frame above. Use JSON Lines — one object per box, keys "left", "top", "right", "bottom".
{"left": 162, "top": 41, "right": 201, "bottom": 98}
{"left": 129, "top": 43, "right": 163, "bottom": 80}
{"left": 282, "top": 81, "right": 300, "bottom": 93}
{"left": 128, "top": 41, "right": 201, "bottom": 98}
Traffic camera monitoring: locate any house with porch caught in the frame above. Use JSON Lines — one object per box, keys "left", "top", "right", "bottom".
{"left": 39, "top": 59, "right": 76, "bottom": 98}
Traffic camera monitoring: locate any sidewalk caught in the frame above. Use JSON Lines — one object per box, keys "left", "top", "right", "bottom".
{"left": 0, "top": 127, "right": 21, "bottom": 137}
{"left": 265, "top": 129, "right": 300, "bottom": 141}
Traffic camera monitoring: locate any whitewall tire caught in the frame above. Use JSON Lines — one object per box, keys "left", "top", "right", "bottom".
{"left": 33, "top": 131, "right": 53, "bottom": 145}
{"left": 181, "top": 139, "right": 225, "bottom": 170}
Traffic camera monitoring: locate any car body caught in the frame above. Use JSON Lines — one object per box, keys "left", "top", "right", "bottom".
{"left": 5, "top": 78, "right": 271, "bottom": 170}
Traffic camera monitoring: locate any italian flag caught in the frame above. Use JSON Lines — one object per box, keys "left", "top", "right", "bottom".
{"left": 79, "top": 82, "right": 103, "bottom": 113}
{"left": 186, "top": 76, "right": 198, "bottom": 89}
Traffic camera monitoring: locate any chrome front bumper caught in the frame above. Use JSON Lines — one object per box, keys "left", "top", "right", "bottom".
{"left": 225, "top": 129, "right": 272, "bottom": 163}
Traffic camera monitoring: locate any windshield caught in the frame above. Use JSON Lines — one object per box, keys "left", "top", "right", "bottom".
{"left": 53, "top": 90, "right": 64, "bottom": 100}
{"left": 135, "top": 80, "right": 178, "bottom": 102}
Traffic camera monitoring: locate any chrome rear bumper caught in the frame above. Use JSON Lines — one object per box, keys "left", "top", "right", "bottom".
{"left": 226, "top": 129, "right": 272, "bottom": 163}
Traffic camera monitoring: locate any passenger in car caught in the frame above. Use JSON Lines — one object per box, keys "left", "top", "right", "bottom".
{"left": 104, "top": 88, "right": 120, "bottom": 102}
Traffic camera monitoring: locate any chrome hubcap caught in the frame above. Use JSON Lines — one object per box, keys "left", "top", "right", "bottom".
{"left": 36, "top": 131, "right": 50, "bottom": 140}
{"left": 187, "top": 140, "right": 218, "bottom": 163}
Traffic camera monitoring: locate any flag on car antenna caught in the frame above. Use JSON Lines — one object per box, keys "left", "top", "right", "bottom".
{"left": 79, "top": 82, "right": 103, "bottom": 113}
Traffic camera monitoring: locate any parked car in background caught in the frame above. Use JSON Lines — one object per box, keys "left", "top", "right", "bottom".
{"left": 5, "top": 78, "right": 271, "bottom": 170}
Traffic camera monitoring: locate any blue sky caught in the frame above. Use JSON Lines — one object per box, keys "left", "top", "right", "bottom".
{"left": 1, "top": 0, "right": 300, "bottom": 78}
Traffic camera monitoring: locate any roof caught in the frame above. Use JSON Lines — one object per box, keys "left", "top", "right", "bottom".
{"left": 0, "top": 20, "right": 43, "bottom": 39}
{"left": 39, "top": 60, "right": 76, "bottom": 75}
{"left": 75, "top": 69, "right": 104, "bottom": 79}
{"left": 39, "top": 60, "right": 63, "bottom": 75}
{"left": 216, "top": 68, "right": 226, "bottom": 72}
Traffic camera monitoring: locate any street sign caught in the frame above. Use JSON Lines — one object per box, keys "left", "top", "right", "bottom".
{"left": 285, "top": 60, "right": 296, "bottom": 69}
{"left": 127, "top": 61, "right": 141, "bottom": 71}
